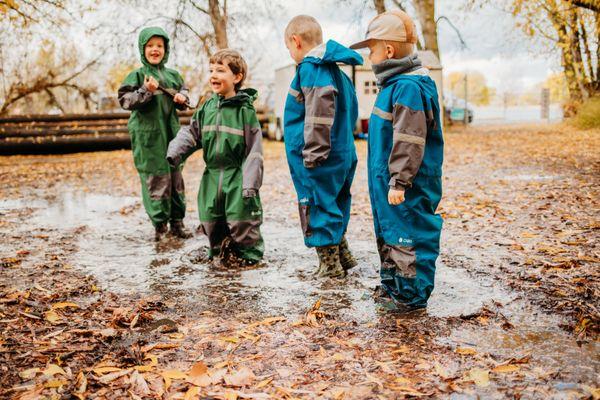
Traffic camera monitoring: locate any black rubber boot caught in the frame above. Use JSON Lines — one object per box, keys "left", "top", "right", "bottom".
{"left": 338, "top": 236, "right": 357, "bottom": 271}
{"left": 170, "top": 220, "right": 192, "bottom": 239}
{"left": 154, "top": 222, "right": 169, "bottom": 241}
{"left": 315, "top": 245, "right": 346, "bottom": 278}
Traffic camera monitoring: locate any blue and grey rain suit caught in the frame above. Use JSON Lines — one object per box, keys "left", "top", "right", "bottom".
{"left": 368, "top": 55, "right": 444, "bottom": 308}
{"left": 283, "top": 40, "right": 362, "bottom": 248}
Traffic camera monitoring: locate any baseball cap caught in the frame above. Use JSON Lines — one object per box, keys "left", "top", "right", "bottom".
{"left": 350, "top": 10, "right": 417, "bottom": 49}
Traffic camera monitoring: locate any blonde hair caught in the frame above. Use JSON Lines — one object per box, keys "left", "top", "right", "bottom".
{"left": 285, "top": 15, "right": 323, "bottom": 46}
{"left": 209, "top": 49, "right": 248, "bottom": 90}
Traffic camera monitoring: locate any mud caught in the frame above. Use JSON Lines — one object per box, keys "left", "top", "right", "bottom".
{"left": 1, "top": 126, "right": 598, "bottom": 398}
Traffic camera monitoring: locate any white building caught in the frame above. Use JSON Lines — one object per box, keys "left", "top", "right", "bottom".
{"left": 269, "top": 50, "right": 443, "bottom": 140}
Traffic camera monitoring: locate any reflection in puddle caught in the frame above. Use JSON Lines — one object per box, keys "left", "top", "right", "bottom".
{"left": 2, "top": 190, "right": 597, "bottom": 396}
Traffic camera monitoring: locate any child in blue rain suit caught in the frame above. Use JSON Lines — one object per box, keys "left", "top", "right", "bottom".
{"left": 283, "top": 15, "right": 362, "bottom": 278}
{"left": 351, "top": 10, "right": 444, "bottom": 309}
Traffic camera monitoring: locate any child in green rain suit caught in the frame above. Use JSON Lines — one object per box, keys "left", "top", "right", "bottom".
{"left": 118, "top": 26, "right": 192, "bottom": 241}
{"left": 167, "top": 50, "right": 264, "bottom": 266}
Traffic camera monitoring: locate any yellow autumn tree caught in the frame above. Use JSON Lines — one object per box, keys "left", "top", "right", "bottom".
{"left": 468, "top": 0, "right": 599, "bottom": 115}
{"left": 445, "top": 71, "right": 496, "bottom": 106}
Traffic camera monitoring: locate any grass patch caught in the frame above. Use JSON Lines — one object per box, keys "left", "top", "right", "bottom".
{"left": 570, "top": 96, "right": 600, "bottom": 129}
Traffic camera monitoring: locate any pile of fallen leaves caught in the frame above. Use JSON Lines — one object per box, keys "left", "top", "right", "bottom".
{"left": 441, "top": 124, "right": 600, "bottom": 339}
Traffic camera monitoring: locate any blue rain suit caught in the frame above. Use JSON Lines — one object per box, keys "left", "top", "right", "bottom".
{"left": 368, "top": 67, "right": 444, "bottom": 308}
{"left": 284, "top": 40, "right": 362, "bottom": 247}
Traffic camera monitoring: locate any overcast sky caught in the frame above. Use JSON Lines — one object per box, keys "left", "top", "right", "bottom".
{"left": 13, "top": 0, "right": 559, "bottom": 97}
{"left": 243, "top": 0, "right": 560, "bottom": 94}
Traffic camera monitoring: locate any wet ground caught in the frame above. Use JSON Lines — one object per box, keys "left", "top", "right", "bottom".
{"left": 1, "top": 124, "right": 598, "bottom": 398}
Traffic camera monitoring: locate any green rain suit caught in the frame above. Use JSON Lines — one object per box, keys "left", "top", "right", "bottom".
{"left": 118, "top": 27, "right": 189, "bottom": 227}
{"left": 167, "top": 90, "right": 264, "bottom": 262}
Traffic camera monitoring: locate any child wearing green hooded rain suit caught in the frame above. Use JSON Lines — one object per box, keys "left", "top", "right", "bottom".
{"left": 167, "top": 49, "right": 264, "bottom": 266}
{"left": 118, "top": 26, "right": 192, "bottom": 241}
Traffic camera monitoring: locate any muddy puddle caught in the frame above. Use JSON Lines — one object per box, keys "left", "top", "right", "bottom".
{"left": 2, "top": 187, "right": 597, "bottom": 397}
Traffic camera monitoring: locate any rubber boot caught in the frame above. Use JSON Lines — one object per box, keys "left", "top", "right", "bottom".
{"left": 170, "top": 220, "right": 192, "bottom": 239}
{"left": 338, "top": 236, "right": 357, "bottom": 271}
{"left": 154, "top": 222, "right": 169, "bottom": 242}
{"left": 315, "top": 245, "right": 346, "bottom": 278}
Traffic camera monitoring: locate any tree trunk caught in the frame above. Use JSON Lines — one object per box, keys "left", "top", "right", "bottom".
{"left": 548, "top": 6, "right": 583, "bottom": 107}
{"left": 567, "top": 9, "right": 589, "bottom": 100}
{"left": 413, "top": 0, "right": 439, "bottom": 59}
{"left": 373, "top": 0, "right": 386, "bottom": 14}
{"left": 208, "top": 0, "right": 228, "bottom": 49}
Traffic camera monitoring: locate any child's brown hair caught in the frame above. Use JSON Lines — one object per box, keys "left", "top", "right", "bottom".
{"left": 209, "top": 49, "right": 248, "bottom": 91}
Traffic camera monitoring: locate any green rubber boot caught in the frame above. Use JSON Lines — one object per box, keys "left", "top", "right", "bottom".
{"left": 338, "top": 236, "right": 357, "bottom": 271}
{"left": 315, "top": 245, "right": 346, "bottom": 278}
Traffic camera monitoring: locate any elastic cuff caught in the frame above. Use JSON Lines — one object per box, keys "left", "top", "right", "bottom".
{"left": 388, "top": 177, "right": 408, "bottom": 190}
{"left": 166, "top": 155, "right": 180, "bottom": 167}
{"left": 242, "top": 189, "right": 257, "bottom": 198}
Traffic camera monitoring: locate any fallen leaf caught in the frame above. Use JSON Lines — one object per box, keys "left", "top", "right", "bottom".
{"left": 45, "top": 379, "right": 67, "bottom": 388}
{"left": 255, "top": 377, "right": 273, "bottom": 389}
{"left": 52, "top": 301, "right": 79, "bottom": 309}
{"left": 455, "top": 347, "right": 477, "bottom": 355}
{"left": 97, "top": 369, "right": 131, "bottom": 384}
{"left": 224, "top": 366, "right": 256, "bottom": 387}
{"left": 467, "top": 368, "right": 490, "bottom": 387}
{"left": 19, "top": 368, "right": 40, "bottom": 379}
{"left": 184, "top": 386, "right": 200, "bottom": 400}
{"left": 44, "top": 310, "right": 61, "bottom": 324}
{"left": 130, "top": 370, "right": 150, "bottom": 396}
{"left": 493, "top": 364, "right": 520, "bottom": 373}
{"left": 93, "top": 366, "right": 122, "bottom": 375}
{"left": 43, "top": 364, "right": 66, "bottom": 377}
{"left": 189, "top": 361, "right": 208, "bottom": 377}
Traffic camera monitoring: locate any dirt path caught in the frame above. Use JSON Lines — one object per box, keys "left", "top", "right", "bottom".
{"left": 1, "top": 124, "right": 598, "bottom": 399}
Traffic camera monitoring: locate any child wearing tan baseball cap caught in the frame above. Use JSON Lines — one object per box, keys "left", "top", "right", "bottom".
{"left": 350, "top": 10, "right": 444, "bottom": 311}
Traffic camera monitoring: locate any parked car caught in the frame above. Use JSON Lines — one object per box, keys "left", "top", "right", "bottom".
{"left": 444, "top": 95, "right": 474, "bottom": 124}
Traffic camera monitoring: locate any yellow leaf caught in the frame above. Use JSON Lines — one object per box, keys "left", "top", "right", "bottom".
{"left": 19, "top": 368, "right": 40, "bottom": 379}
{"left": 255, "top": 377, "right": 273, "bottom": 389}
{"left": 52, "top": 302, "right": 79, "bottom": 309}
{"left": 44, "top": 310, "right": 62, "bottom": 323}
{"left": 455, "top": 347, "right": 477, "bottom": 355}
{"left": 521, "top": 232, "right": 539, "bottom": 238}
{"left": 43, "top": 364, "right": 66, "bottom": 377}
{"left": 223, "top": 391, "right": 238, "bottom": 400}
{"left": 162, "top": 369, "right": 188, "bottom": 380}
{"left": 493, "top": 364, "right": 520, "bottom": 373}
{"left": 467, "top": 368, "right": 490, "bottom": 387}
{"left": 222, "top": 336, "right": 240, "bottom": 343}
{"left": 93, "top": 366, "right": 122, "bottom": 375}
{"left": 184, "top": 386, "right": 200, "bottom": 400}
{"left": 45, "top": 379, "right": 67, "bottom": 388}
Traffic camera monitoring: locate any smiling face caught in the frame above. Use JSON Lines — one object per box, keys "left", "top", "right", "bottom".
{"left": 209, "top": 61, "right": 243, "bottom": 99}
{"left": 144, "top": 36, "right": 165, "bottom": 65}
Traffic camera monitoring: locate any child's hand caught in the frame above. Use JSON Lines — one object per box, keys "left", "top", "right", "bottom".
{"left": 173, "top": 93, "right": 187, "bottom": 104}
{"left": 388, "top": 188, "right": 405, "bottom": 206}
{"left": 144, "top": 75, "right": 159, "bottom": 92}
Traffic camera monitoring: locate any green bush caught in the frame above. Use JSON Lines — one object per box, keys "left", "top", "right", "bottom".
{"left": 571, "top": 96, "right": 600, "bottom": 129}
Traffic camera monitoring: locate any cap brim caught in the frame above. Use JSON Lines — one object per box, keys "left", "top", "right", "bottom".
{"left": 349, "top": 39, "right": 372, "bottom": 49}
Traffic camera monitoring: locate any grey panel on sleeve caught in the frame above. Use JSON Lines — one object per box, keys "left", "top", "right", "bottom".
{"left": 242, "top": 125, "right": 264, "bottom": 192}
{"left": 118, "top": 85, "right": 153, "bottom": 110}
{"left": 388, "top": 103, "right": 427, "bottom": 189}
{"left": 166, "top": 118, "right": 201, "bottom": 166}
{"left": 302, "top": 85, "right": 337, "bottom": 167}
